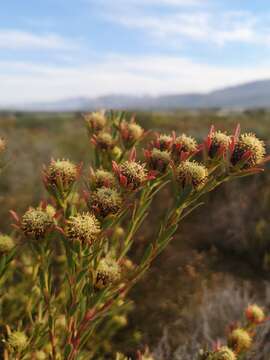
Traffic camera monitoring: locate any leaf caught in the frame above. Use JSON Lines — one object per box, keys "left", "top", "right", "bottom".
{"left": 64, "top": 344, "right": 73, "bottom": 359}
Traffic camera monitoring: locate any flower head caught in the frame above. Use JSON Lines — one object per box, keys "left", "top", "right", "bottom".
{"left": 153, "top": 134, "right": 173, "bottom": 151}
{"left": 208, "top": 131, "right": 231, "bottom": 158}
{"left": 212, "top": 346, "right": 236, "bottom": 360}
{"left": 94, "top": 257, "right": 121, "bottom": 289}
{"left": 145, "top": 148, "right": 171, "bottom": 174}
{"left": 172, "top": 134, "right": 198, "bottom": 163}
{"left": 245, "top": 304, "right": 265, "bottom": 324}
{"left": 8, "top": 331, "right": 28, "bottom": 351}
{"left": 92, "top": 132, "right": 115, "bottom": 151}
{"left": 21, "top": 208, "right": 53, "bottom": 239}
{"left": 34, "top": 351, "right": 47, "bottom": 360}
{"left": 89, "top": 168, "right": 117, "bottom": 190}
{"left": 120, "top": 120, "right": 144, "bottom": 148}
{"left": 176, "top": 161, "right": 208, "bottom": 189}
{"left": 0, "top": 234, "right": 15, "bottom": 253}
{"left": 231, "top": 133, "right": 266, "bottom": 169}
{"left": 66, "top": 212, "right": 100, "bottom": 245}
{"left": 228, "top": 328, "right": 252, "bottom": 352}
{"left": 113, "top": 160, "right": 148, "bottom": 191}
{"left": 44, "top": 159, "right": 79, "bottom": 193}
{"left": 84, "top": 111, "right": 106, "bottom": 134}
{"left": 88, "top": 187, "right": 122, "bottom": 218}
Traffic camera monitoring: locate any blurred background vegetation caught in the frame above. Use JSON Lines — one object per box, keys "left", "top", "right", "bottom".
{"left": 1, "top": 110, "right": 270, "bottom": 359}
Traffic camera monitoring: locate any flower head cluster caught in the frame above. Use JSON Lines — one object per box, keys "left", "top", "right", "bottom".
{"left": 0, "top": 234, "right": 15, "bottom": 253}
{"left": 84, "top": 111, "right": 106, "bottom": 134}
{"left": 92, "top": 132, "right": 115, "bottom": 151}
{"left": 88, "top": 187, "right": 122, "bottom": 218}
{"left": 120, "top": 120, "right": 144, "bottom": 148}
{"left": 8, "top": 331, "right": 28, "bottom": 351}
{"left": 94, "top": 257, "right": 121, "bottom": 289}
{"left": 176, "top": 161, "right": 208, "bottom": 189}
{"left": 245, "top": 304, "right": 265, "bottom": 324}
{"left": 89, "top": 168, "right": 117, "bottom": 190}
{"left": 172, "top": 134, "right": 198, "bottom": 163}
{"left": 208, "top": 131, "right": 231, "bottom": 158}
{"left": 231, "top": 133, "right": 266, "bottom": 169}
{"left": 145, "top": 148, "right": 171, "bottom": 174}
{"left": 66, "top": 212, "right": 100, "bottom": 245}
{"left": 212, "top": 346, "right": 236, "bottom": 360}
{"left": 44, "top": 159, "right": 79, "bottom": 193}
{"left": 227, "top": 328, "right": 252, "bottom": 352}
{"left": 153, "top": 134, "right": 173, "bottom": 151}
{"left": 21, "top": 208, "right": 54, "bottom": 239}
{"left": 113, "top": 160, "right": 148, "bottom": 191}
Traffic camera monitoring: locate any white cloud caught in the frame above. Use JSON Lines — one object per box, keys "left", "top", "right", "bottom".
{"left": 0, "top": 30, "right": 78, "bottom": 50}
{"left": 2, "top": 55, "right": 270, "bottom": 105}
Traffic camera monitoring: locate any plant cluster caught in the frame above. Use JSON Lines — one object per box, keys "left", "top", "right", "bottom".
{"left": 0, "top": 111, "right": 268, "bottom": 359}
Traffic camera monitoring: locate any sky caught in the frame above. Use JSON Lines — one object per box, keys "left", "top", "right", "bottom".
{"left": 2, "top": 0, "right": 270, "bottom": 104}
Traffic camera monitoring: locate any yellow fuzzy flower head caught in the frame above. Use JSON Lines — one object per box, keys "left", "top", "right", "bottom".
{"left": 245, "top": 304, "right": 265, "bottom": 324}
{"left": 228, "top": 328, "right": 252, "bottom": 352}
{"left": 172, "top": 134, "right": 197, "bottom": 162}
{"left": 21, "top": 208, "right": 53, "bottom": 239}
{"left": 231, "top": 133, "right": 266, "bottom": 168}
{"left": 94, "top": 132, "right": 114, "bottom": 151}
{"left": 66, "top": 212, "right": 100, "bottom": 245}
{"left": 85, "top": 111, "right": 107, "bottom": 133}
{"left": 0, "top": 234, "right": 15, "bottom": 253}
{"left": 88, "top": 187, "right": 122, "bottom": 218}
{"left": 90, "top": 169, "right": 116, "bottom": 190}
{"left": 146, "top": 148, "right": 171, "bottom": 174}
{"left": 117, "top": 161, "right": 148, "bottom": 190}
{"left": 94, "top": 257, "right": 121, "bottom": 289}
{"left": 209, "top": 131, "right": 231, "bottom": 158}
{"left": 154, "top": 134, "right": 173, "bottom": 151}
{"left": 45, "top": 159, "right": 78, "bottom": 192}
{"left": 120, "top": 121, "right": 144, "bottom": 148}
{"left": 176, "top": 161, "right": 208, "bottom": 189}
{"left": 212, "top": 347, "right": 236, "bottom": 360}
{"left": 34, "top": 351, "right": 47, "bottom": 360}
{"left": 8, "top": 331, "right": 28, "bottom": 351}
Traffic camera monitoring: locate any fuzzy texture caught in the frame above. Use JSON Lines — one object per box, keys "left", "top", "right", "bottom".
{"left": 21, "top": 208, "right": 53, "bottom": 239}
{"left": 0, "top": 234, "right": 15, "bottom": 253}
{"left": 228, "top": 328, "right": 252, "bottom": 353}
{"left": 245, "top": 304, "right": 265, "bottom": 324}
{"left": 45, "top": 159, "right": 78, "bottom": 191}
{"left": 154, "top": 134, "right": 173, "bottom": 151}
{"left": 8, "top": 331, "right": 28, "bottom": 351}
{"left": 88, "top": 187, "right": 122, "bottom": 218}
{"left": 231, "top": 133, "right": 266, "bottom": 168}
{"left": 121, "top": 121, "right": 144, "bottom": 147}
{"left": 176, "top": 161, "right": 208, "bottom": 189}
{"left": 90, "top": 169, "right": 117, "bottom": 190}
{"left": 66, "top": 212, "right": 100, "bottom": 245}
{"left": 85, "top": 111, "right": 106, "bottom": 133}
{"left": 95, "top": 132, "right": 114, "bottom": 150}
{"left": 147, "top": 148, "right": 171, "bottom": 174}
{"left": 209, "top": 131, "right": 231, "bottom": 158}
{"left": 172, "top": 134, "right": 197, "bottom": 162}
{"left": 94, "top": 257, "right": 121, "bottom": 289}
{"left": 212, "top": 347, "right": 236, "bottom": 360}
{"left": 118, "top": 161, "right": 148, "bottom": 190}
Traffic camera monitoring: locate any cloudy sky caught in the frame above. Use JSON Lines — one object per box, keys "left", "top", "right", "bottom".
{"left": 2, "top": 0, "right": 270, "bottom": 104}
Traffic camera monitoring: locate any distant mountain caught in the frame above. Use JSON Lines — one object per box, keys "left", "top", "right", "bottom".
{"left": 4, "top": 79, "right": 270, "bottom": 111}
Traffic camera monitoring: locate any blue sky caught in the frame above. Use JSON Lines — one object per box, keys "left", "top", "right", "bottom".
{"left": 2, "top": 0, "right": 270, "bottom": 104}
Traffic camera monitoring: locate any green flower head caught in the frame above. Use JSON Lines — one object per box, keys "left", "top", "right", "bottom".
{"left": 231, "top": 133, "right": 266, "bottom": 168}
{"left": 88, "top": 187, "right": 122, "bottom": 218}
{"left": 146, "top": 148, "right": 171, "bottom": 174}
{"left": 94, "top": 257, "right": 121, "bottom": 289}
{"left": 176, "top": 161, "right": 208, "bottom": 189}
{"left": 0, "top": 234, "right": 15, "bottom": 253}
{"left": 66, "top": 212, "right": 100, "bottom": 245}
{"left": 228, "top": 328, "right": 252, "bottom": 352}
{"left": 8, "top": 331, "right": 28, "bottom": 351}
{"left": 45, "top": 159, "right": 78, "bottom": 192}
{"left": 94, "top": 132, "right": 114, "bottom": 151}
{"left": 21, "top": 208, "right": 53, "bottom": 239}
{"left": 213, "top": 347, "right": 236, "bottom": 360}
{"left": 90, "top": 168, "right": 117, "bottom": 190}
